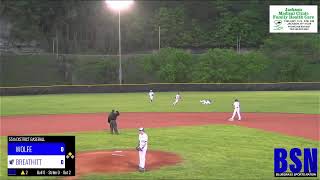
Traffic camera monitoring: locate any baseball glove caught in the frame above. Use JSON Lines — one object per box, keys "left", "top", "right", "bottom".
{"left": 136, "top": 146, "right": 142, "bottom": 151}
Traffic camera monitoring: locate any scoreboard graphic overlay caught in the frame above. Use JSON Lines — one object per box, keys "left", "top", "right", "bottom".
{"left": 7, "top": 136, "right": 75, "bottom": 176}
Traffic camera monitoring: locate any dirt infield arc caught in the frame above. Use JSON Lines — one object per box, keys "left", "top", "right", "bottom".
{"left": 61, "top": 149, "right": 182, "bottom": 180}
{"left": 76, "top": 150, "right": 182, "bottom": 173}
{"left": 1, "top": 112, "right": 319, "bottom": 140}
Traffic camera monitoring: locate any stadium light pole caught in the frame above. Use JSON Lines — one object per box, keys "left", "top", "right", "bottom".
{"left": 105, "top": 0, "right": 134, "bottom": 85}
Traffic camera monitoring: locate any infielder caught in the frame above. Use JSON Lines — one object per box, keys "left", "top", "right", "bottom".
{"left": 148, "top": 90, "right": 155, "bottom": 102}
{"left": 136, "top": 127, "right": 148, "bottom": 172}
{"left": 229, "top": 99, "right": 241, "bottom": 121}
{"left": 172, "top": 92, "right": 181, "bottom": 106}
{"left": 200, "top": 99, "right": 212, "bottom": 105}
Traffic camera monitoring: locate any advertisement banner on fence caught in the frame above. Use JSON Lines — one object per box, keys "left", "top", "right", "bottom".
{"left": 270, "top": 5, "right": 318, "bottom": 33}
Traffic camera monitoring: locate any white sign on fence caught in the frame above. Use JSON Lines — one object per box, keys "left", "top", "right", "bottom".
{"left": 269, "top": 5, "right": 318, "bottom": 33}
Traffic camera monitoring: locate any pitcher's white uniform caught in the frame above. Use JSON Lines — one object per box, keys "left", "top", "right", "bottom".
{"left": 148, "top": 90, "right": 154, "bottom": 102}
{"left": 229, "top": 100, "right": 241, "bottom": 121}
{"left": 138, "top": 128, "right": 148, "bottom": 170}
{"left": 173, "top": 93, "right": 181, "bottom": 106}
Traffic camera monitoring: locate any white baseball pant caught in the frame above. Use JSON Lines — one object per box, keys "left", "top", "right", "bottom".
{"left": 231, "top": 107, "right": 241, "bottom": 120}
{"left": 139, "top": 148, "right": 147, "bottom": 168}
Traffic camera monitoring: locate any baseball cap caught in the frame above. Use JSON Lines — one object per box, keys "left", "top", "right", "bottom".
{"left": 138, "top": 127, "right": 144, "bottom": 131}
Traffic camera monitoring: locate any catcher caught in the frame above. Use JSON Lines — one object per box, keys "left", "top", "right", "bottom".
{"left": 136, "top": 127, "right": 148, "bottom": 172}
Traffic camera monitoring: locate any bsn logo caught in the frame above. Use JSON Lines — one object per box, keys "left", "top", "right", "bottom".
{"left": 274, "top": 148, "right": 318, "bottom": 177}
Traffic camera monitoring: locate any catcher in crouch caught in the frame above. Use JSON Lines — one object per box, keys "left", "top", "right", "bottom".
{"left": 136, "top": 127, "right": 148, "bottom": 172}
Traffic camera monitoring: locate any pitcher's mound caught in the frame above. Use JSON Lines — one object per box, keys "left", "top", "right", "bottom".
{"left": 76, "top": 149, "right": 182, "bottom": 175}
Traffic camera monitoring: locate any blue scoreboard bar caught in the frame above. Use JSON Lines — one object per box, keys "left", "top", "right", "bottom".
{"left": 7, "top": 136, "right": 75, "bottom": 176}
{"left": 8, "top": 142, "right": 66, "bottom": 155}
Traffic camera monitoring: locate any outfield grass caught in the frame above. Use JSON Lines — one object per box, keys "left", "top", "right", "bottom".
{"left": 1, "top": 91, "right": 319, "bottom": 179}
{"left": 1, "top": 91, "right": 319, "bottom": 116}
{"left": 1, "top": 126, "right": 319, "bottom": 180}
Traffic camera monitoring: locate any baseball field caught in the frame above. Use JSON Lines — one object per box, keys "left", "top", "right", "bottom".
{"left": 0, "top": 91, "right": 319, "bottom": 179}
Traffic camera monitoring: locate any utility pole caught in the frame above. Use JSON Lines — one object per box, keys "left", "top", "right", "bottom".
{"left": 238, "top": 34, "right": 241, "bottom": 54}
{"left": 56, "top": 29, "right": 59, "bottom": 58}
{"left": 158, "top": 26, "right": 161, "bottom": 51}
{"left": 52, "top": 38, "right": 55, "bottom": 54}
{"left": 236, "top": 34, "right": 241, "bottom": 54}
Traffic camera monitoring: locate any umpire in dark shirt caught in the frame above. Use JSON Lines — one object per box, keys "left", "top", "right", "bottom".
{"left": 108, "top": 110, "right": 120, "bottom": 134}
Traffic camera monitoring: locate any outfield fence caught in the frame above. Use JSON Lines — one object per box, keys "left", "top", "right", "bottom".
{"left": 1, "top": 82, "right": 319, "bottom": 96}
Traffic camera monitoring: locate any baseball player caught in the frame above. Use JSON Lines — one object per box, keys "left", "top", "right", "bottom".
{"left": 136, "top": 127, "right": 148, "bottom": 172}
{"left": 148, "top": 90, "right": 155, "bottom": 102}
{"left": 200, "top": 99, "right": 212, "bottom": 105}
{"left": 229, "top": 99, "right": 241, "bottom": 121}
{"left": 172, "top": 92, "right": 181, "bottom": 106}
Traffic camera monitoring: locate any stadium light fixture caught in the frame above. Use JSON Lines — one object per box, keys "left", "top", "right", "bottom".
{"left": 105, "top": 0, "right": 134, "bottom": 11}
{"left": 105, "top": 0, "right": 134, "bottom": 85}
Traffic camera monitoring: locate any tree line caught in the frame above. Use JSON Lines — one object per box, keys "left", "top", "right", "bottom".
{"left": 1, "top": 33, "right": 319, "bottom": 86}
{"left": 1, "top": 0, "right": 319, "bottom": 54}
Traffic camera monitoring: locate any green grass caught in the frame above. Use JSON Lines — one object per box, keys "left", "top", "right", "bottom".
{"left": 1, "top": 91, "right": 319, "bottom": 116}
{"left": 1, "top": 91, "right": 319, "bottom": 179}
{"left": 1, "top": 126, "right": 319, "bottom": 180}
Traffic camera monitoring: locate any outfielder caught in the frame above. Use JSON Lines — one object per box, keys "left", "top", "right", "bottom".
{"left": 172, "top": 92, "right": 181, "bottom": 106}
{"left": 229, "top": 99, "right": 241, "bottom": 121}
{"left": 148, "top": 90, "right": 155, "bottom": 102}
{"left": 136, "top": 127, "right": 148, "bottom": 172}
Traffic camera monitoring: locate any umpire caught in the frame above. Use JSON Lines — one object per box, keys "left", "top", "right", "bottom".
{"left": 108, "top": 110, "right": 120, "bottom": 135}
